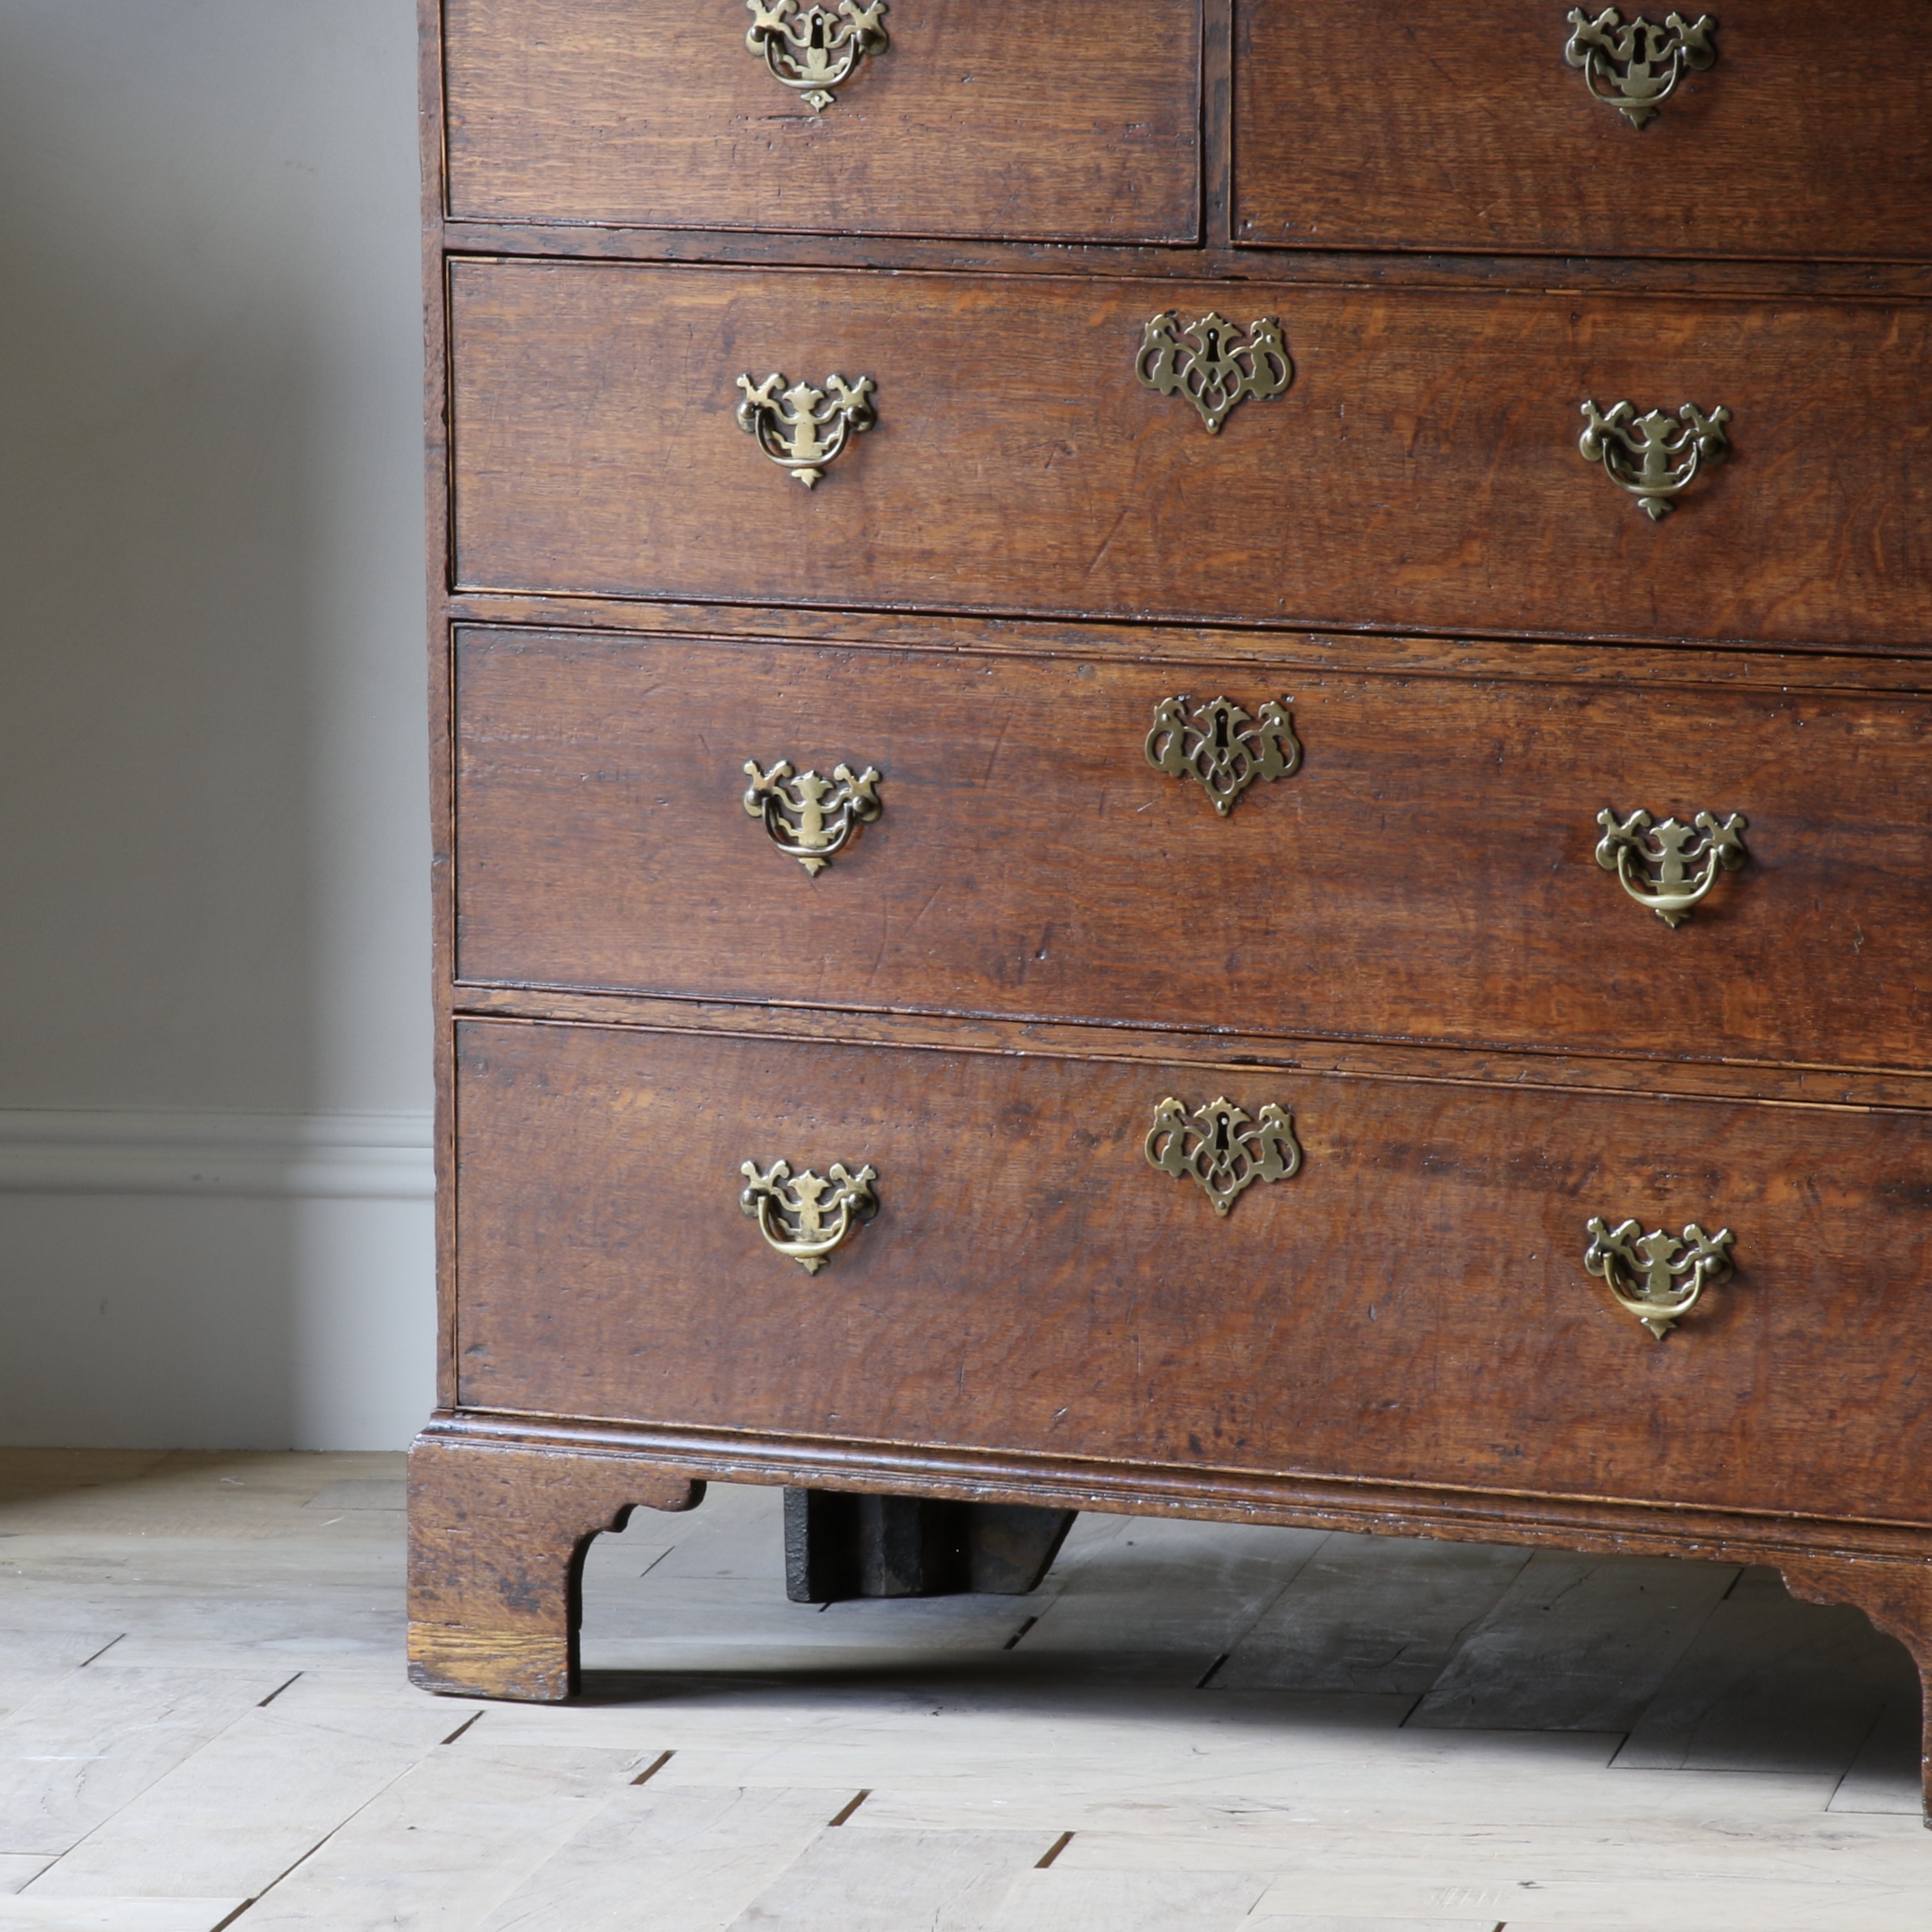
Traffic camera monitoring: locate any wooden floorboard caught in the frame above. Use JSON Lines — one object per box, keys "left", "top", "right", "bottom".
{"left": 0, "top": 1449, "right": 1924, "bottom": 1928}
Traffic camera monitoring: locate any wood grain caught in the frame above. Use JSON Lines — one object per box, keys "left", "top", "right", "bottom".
{"left": 442, "top": 0, "right": 1200, "bottom": 244}
{"left": 407, "top": 1436, "right": 703, "bottom": 1701}
{"left": 452, "top": 1018, "right": 1932, "bottom": 1528}
{"left": 1234, "top": 1, "right": 1932, "bottom": 263}
{"left": 453, "top": 627, "right": 1932, "bottom": 1073}
{"left": 447, "top": 261, "right": 1932, "bottom": 649}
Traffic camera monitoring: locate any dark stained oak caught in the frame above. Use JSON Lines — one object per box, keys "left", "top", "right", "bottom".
{"left": 1234, "top": 1, "right": 1932, "bottom": 263}
{"left": 415, "top": 0, "right": 1932, "bottom": 1816}
{"left": 442, "top": 0, "right": 1201, "bottom": 244}
{"left": 453, "top": 627, "right": 1932, "bottom": 1074}
{"left": 453, "top": 1018, "right": 1932, "bottom": 1529}
{"left": 447, "top": 261, "right": 1932, "bottom": 650}
{"left": 407, "top": 1431, "right": 703, "bottom": 1699}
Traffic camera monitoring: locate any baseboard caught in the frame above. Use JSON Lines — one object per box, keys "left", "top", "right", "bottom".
{"left": 0, "top": 1109, "right": 435, "bottom": 1450}
{"left": 0, "top": 1107, "right": 433, "bottom": 1198}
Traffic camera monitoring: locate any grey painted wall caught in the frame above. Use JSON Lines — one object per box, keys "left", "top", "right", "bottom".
{"left": 0, "top": 1, "right": 434, "bottom": 1447}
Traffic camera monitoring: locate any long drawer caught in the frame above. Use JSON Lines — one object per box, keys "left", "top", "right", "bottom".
{"left": 441, "top": 0, "right": 1200, "bottom": 243}
{"left": 455, "top": 627, "right": 1932, "bottom": 1073}
{"left": 454, "top": 1018, "right": 1932, "bottom": 1526}
{"left": 448, "top": 262, "right": 1932, "bottom": 650}
{"left": 1234, "top": 0, "right": 1932, "bottom": 262}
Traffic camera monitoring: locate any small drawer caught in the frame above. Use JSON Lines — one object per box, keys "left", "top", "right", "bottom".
{"left": 448, "top": 261, "right": 1932, "bottom": 650}
{"left": 454, "top": 628, "right": 1932, "bottom": 1076}
{"left": 441, "top": 0, "right": 1201, "bottom": 244}
{"left": 1234, "top": 0, "right": 1932, "bottom": 262}
{"left": 454, "top": 1018, "right": 1932, "bottom": 1527}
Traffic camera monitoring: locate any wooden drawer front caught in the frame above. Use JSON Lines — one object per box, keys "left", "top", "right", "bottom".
{"left": 448, "top": 262, "right": 1931, "bottom": 650}
{"left": 456, "top": 629, "right": 1932, "bottom": 1074}
{"left": 1234, "top": 2, "right": 1932, "bottom": 262}
{"left": 441, "top": 0, "right": 1200, "bottom": 244}
{"left": 455, "top": 1019, "right": 1932, "bottom": 1525}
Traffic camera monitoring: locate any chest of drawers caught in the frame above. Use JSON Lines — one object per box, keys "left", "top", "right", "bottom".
{"left": 405, "top": 0, "right": 1932, "bottom": 1818}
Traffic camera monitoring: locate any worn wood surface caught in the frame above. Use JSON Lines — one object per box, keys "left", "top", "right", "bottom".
{"left": 407, "top": 1436, "right": 704, "bottom": 1701}
{"left": 1234, "top": 1, "right": 1932, "bottom": 262}
{"left": 452, "top": 1018, "right": 1932, "bottom": 1527}
{"left": 448, "top": 262, "right": 1931, "bottom": 650}
{"left": 442, "top": 0, "right": 1200, "bottom": 243}
{"left": 17, "top": 1448, "right": 1926, "bottom": 1917}
{"left": 454, "top": 627, "right": 1932, "bottom": 1071}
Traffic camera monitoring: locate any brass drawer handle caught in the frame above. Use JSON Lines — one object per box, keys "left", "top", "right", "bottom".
{"left": 736, "top": 372, "right": 875, "bottom": 487}
{"left": 1584, "top": 1217, "right": 1734, "bottom": 1338}
{"left": 1145, "top": 1097, "right": 1301, "bottom": 1217}
{"left": 744, "top": 760, "right": 882, "bottom": 873}
{"left": 1579, "top": 400, "right": 1730, "bottom": 520}
{"left": 1136, "top": 312, "right": 1293, "bottom": 434}
{"left": 1145, "top": 696, "right": 1301, "bottom": 816}
{"left": 1596, "top": 806, "right": 1747, "bottom": 926}
{"left": 744, "top": 1, "right": 889, "bottom": 113}
{"left": 1565, "top": 8, "right": 1717, "bottom": 128}
{"left": 741, "top": 1159, "right": 878, "bottom": 1272}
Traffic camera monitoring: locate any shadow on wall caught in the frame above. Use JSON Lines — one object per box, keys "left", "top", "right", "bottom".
{"left": 0, "top": 1, "right": 434, "bottom": 1449}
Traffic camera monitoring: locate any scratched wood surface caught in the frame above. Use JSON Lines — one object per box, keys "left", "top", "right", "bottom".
{"left": 453, "top": 626, "right": 1932, "bottom": 1072}
{"left": 446, "top": 261, "right": 1932, "bottom": 650}
{"left": 441, "top": 0, "right": 1200, "bottom": 243}
{"left": 1233, "top": 0, "right": 1932, "bottom": 262}
{"left": 2, "top": 1452, "right": 1922, "bottom": 1926}
{"left": 452, "top": 1018, "right": 1932, "bottom": 1525}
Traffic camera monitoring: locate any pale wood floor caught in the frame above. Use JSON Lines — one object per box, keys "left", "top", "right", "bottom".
{"left": 0, "top": 1451, "right": 1926, "bottom": 1930}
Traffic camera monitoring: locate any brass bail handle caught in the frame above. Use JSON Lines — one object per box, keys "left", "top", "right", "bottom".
{"left": 1596, "top": 806, "right": 1746, "bottom": 926}
{"left": 736, "top": 372, "right": 876, "bottom": 487}
{"left": 1564, "top": 9, "right": 1718, "bottom": 129}
{"left": 1579, "top": 400, "right": 1730, "bottom": 520}
{"left": 744, "top": 760, "right": 882, "bottom": 874}
{"left": 741, "top": 1159, "right": 879, "bottom": 1273}
{"left": 1584, "top": 1216, "right": 1734, "bottom": 1338}
{"left": 744, "top": 0, "right": 889, "bottom": 114}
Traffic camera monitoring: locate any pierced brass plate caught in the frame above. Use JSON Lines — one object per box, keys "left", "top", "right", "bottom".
{"left": 1596, "top": 807, "right": 1746, "bottom": 926}
{"left": 1145, "top": 695, "right": 1301, "bottom": 816}
{"left": 1565, "top": 9, "right": 1717, "bottom": 128}
{"left": 744, "top": 760, "right": 882, "bottom": 874}
{"left": 744, "top": 1, "right": 889, "bottom": 113}
{"left": 1584, "top": 1217, "right": 1733, "bottom": 1338}
{"left": 1136, "top": 312, "right": 1293, "bottom": 434}
{"left": 1580, "top": 400, "right": 1730, "bottom": 520}
{"left": 737, "top": 372, "right": 875, "bottom": 486}
{"left": 1145, "top": 1097, "right": 1301, "bottom": 1217}
{"left": 741, "top": 1159, "right": 879, "bottom": 1273}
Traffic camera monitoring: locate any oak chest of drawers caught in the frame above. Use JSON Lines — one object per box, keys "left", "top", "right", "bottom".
{"left": 407, "top": 0, "right": 1932, "bottom": 1816}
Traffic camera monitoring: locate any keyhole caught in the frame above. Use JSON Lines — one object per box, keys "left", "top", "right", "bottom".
{"left": 1213, "top": 1119, "right": 1230, "bottom": 1154}
{"left": 809, "top": 15, "right": 827, "bottom": 47}
{"left": 1213, "top": 710, "right": 1229, "bottom": 751}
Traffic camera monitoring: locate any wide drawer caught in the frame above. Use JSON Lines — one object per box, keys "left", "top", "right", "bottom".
{"left": 455, "top": 1019, "right": 1932, "bottom": 1527}
{"left": 455, "top": 627, "right": 1932, "bottom": 1073}
{"left": 441, "top": 0, "right": 1200, "bottom": 243}
{"left": 1234, "top": 1, "right": 1932, "bottom": 262}
{"left": 448, "top": 262, "right": 1932, "bottom": 650}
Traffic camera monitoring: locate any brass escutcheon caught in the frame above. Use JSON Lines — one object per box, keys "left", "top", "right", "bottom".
{"left": 1580, "top": 400, "right": 1730, "bottom": 520}
{"left": 741, "top": 1159, "right": 879, "bottom": 1273}
{"left": 1136, "top": 312, "right": 1293, "bottom": 434}
{"left": 1584, "top": 1216, "right": 1734, "bottom": 1338}
{"left": 1145, "top": 1097, "right": 1301, "bottom": 1217}
{"left": 744, "top": 760, "right": 882, "bottom": 874}
{"left": 1565, "top": 9, "right": 1718, "bottom": 128}
{"left": 1145, "top": 694, "right": 1301, "bottom": 816}
{"left": 744, "top": 0, "right": 889, "bottom": 113}
{"left": 1596, "top": 806, "right": 1747, "bottom": 926}
{"left": 736, "top": 372, "right": 875, "bottom": 486}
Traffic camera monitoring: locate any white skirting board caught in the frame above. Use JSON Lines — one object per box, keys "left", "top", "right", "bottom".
{"left": 0, "top": 1111, "right": 435, "bottom": 1451}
